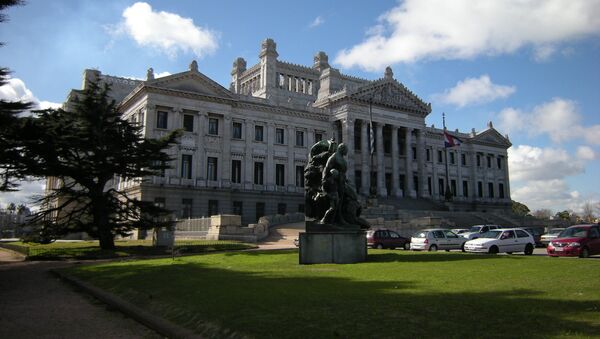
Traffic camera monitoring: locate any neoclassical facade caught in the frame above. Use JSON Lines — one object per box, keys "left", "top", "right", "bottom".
{"left": 63, "top": 39, "right": 512, "bottom": 225}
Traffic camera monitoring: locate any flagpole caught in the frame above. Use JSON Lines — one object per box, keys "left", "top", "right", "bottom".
{"left": 443, "top": 113, "right": 452, "bottom": 201}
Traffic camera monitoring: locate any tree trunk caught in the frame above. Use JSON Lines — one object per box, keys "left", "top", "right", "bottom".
{"left": 98, "top": 223, "right": 115, "bottom": 250}
{"left": 93, "top": 194, "right": 115, "bottom": 250}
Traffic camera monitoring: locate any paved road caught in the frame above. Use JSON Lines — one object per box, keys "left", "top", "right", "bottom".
{"left": 0, "top": 251, "right": 161, "bottom": 339}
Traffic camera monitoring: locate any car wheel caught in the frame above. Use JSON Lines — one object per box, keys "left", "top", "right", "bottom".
{"left": 489, "top": 245, "right": 499, "bottom": 254}
{"left": 376, "top": 244, "right": 384, "bottom": 249}
{"left": 403, "top": 242, "right": 410, "bottom": 250}
{"left": 461, "top": 243, "right": 465, "bottom": 252}
{"left": 579, "top": 247, "right": 590, "bottom": 258}
{"left": 524, "top": 243, "right": 534, "bottom": 255}
{"left": 429, "top": 244, "right": 438, "bottom": 252}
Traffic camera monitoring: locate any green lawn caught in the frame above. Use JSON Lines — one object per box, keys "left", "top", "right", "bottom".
{"left": 0, "top": 240, "right": 256, "bottom": 260}
{"left": 65, "top": 250, "right": 600, "bottom": 338}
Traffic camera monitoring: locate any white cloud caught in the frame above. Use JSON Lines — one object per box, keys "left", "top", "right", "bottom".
{"left": 0, "top": 179, "right": 46, "bottom": 210}
{"left": 434, "top": 75, "right": 515, "bottom": 107}
{"left": 0, "top": 78, "right": 61, "bottom": 110}
{"left": 335, "top": 0, "right": 600, "bottom": 71}
{"left": 509, "top": 145, "right": 585, "bottom": 181}
{"left": 498, "top": 97, "right": 600, "bottom": 145}
{"left": 309, "top": 16, "right": 325, "bottom": 28}
{"left": 119, "top": 2, "right": 218, "bottom": 59}
{"left": 576, "top": 146, "right": 596, "bottom": 160}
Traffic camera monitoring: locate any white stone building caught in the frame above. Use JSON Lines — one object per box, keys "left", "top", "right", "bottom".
{"left": 63, "top": 39, "right": 512, "bottom": 225}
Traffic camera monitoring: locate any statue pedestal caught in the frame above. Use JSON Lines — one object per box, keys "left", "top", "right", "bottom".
{"left": 299, "top": 225, "right": 367, "bottom": 264}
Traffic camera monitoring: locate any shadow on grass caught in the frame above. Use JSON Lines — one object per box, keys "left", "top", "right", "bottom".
{"left": 366, "top": 251, "right": 517, "bottom": 263}
{"left": 69, "top": 251, "right": 600, "bottom": 339}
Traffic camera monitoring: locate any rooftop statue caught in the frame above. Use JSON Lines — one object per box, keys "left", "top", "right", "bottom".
{"left": 304, "top": 139, "right": 369, "bottom": 230}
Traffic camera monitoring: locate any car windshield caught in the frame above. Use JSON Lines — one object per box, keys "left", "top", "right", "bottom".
{"left": 468, "top": 226, "right": 483, "bottom": 232}
{"left": 558, "top": 227, "right": 588, "bottom": 238}
{"left": 412, "top": 231, "right": 427, "bottom": 238}
{"left": 480, "top": 230, "right": 502, "bottom": 239}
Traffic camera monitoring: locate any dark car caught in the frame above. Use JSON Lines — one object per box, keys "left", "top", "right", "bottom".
{"left": 524, "top": 227, "right": 545, "bottom": 247}
{"left": 547, "top": 224, "right": 600, "bottom": 258}
{"left": 367, "top": 229, "right": 410, "bottom": 250}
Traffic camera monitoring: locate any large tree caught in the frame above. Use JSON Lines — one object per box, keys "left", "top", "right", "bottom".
{"left": 511, "top": 200, "right": 530, "bottom": 217}
{"left": 24, "top": 81, "right": 180, "bottom": 249}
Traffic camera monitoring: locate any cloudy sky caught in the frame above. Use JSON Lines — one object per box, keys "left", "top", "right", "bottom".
{"left": 1, "top": 0, "right": 599, "bottom": 214}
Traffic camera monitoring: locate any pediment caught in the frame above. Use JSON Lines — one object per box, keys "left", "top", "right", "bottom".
{"left": 147, "top": 71, "right": 233, "bottom": 99}
{"left": 472, "top": 128, "right": 512, "bottom": 148}
{"left": 350, "top": 80, "right": 431, "bottom": 116}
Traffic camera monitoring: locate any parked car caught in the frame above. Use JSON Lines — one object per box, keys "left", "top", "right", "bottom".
{"left": 461, "top": 225, "right": 502, "bottom": 240}
{"left": 547, "top": 224, "right": 600, "bottom": 258}
{"left": 464, "top": 228, "right": 535, "bottom": 255}
{"left": 451, "top": 228, "right": 469, "bottom": 235}
{"left": 410, "top": 229, "right": 467, "bottom": 252}
{"left": 367, "top": 229, "right": 410, "bottom": 250}
{"left": 540, "top": 228, "right": 565, "bottom": 247}
{"left": 524, "top": 227, "right": 545, "bottom": 247}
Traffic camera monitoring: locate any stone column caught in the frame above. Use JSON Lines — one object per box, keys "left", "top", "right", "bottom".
{"left": 471, "top": 151, "right": 478, "bottom": 202}
{"left": 287, "top": 125, "right": 295, "bottom": 192}
{"left": 342, "top": 118, "right": 355, "bottom": 184}
{"left": 504, "top": 155, "right": 511, "bottom": 201}
{"left": 404, "top": 127, "right": 414, "bottom": 197}
{"left": 457, "top": 149, "right": 463, "bottom": 200}
{"left": 266, "top": 122, "right": 275, "bottom": 191}
{"left": 244, "top": 119, "right": 253, "bottom": 190}
{"left": 432, "top": 148, "right": 439, "bottom": 199}
{"left": 416, "top": 129, "right": 428, "bottom": 198}
{"left": 222, "top": 116, "right": 231, "bottom": 187}
{"left": 197, "top": 112, "right": 207, "bottom": 183}
{"left": 360, "top": 120, "right": 370, "bottom": 196}
{"left": 391, "top": 125, "right": 400, "bottom": 197}
{"left": 376, "top": 123, "right": 387, "bottom": 197}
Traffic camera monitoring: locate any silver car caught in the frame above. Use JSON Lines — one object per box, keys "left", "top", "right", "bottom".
{"left": 410, "top": 229, "right": 468, "bottom": 252}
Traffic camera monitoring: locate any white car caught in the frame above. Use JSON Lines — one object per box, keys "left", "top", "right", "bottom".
{"left": 461, "top": 225, "right": 502, "bottom": 240}
{"left": 410, "top": 229, "right": 468, "bottom": 252}
{"left": 464, "top": 228, "right": 535, "bottom": 255}
{"left": 451, "top": 228, "right": 469, "bottom": 235}
{"left": 540, "top": 228, "right": 565, "bottom": 247}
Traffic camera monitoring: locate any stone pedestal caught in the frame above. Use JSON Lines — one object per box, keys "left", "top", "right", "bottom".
{"left": 299, "top": 230, "right": 367, "bottom": 264}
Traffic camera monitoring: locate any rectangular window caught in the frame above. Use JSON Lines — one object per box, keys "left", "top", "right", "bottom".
{"left": 497, "top": 157, "right": 502, "bottom": 169}
{"left": 437, "top": 150, "right": 443, "bottom": 163}
{"left": 426, "top": 149, "right": 431, "bottom": 161}
{"left": 232, "top": 122, "right": 242, "bottom": 139}
{"left": 315, "top": 132, "right": 323, "bottom": 142}
{"left": 254, "top": 162, "right": 264, "bottom": 185}
{"left": 451, "top": 179, "right": 457, "bottom": 197}
{"left": 208, "top": 200, "right": 219, "bottom": 217}
{"left": 276, "top": 128, "right": 285, "bottom": 144}
{"left": 295, "top": 165, "right": 304, "bottom": 187}
{"left": 487, "top": 156, "right": 492, "bottom": 168}
{"left": 277, "top": 203, "right": 287, "bottom": 215}
{"left": 488, "top": 182, "right": 494, "bottom": 198}
{"left": 208, "top": 118, "right": 219, "bottom": 135}
{"left": 450, "top": 152, "right": 455, "bottom": 165}
{"left": 355, "top": 170, "right": 362, "bottom": 194}
{"left": 231, "top": 160, "right": 242, "bottom": 183}
{"left": 233, "top": 201, "right": 243, "bottom": 216}
{"left": 461, "top": 153, "right": 466, "bottom": 166}
{"left": 207, "top": 157, "right": 218, "bottom": 181}
{"left": 412, "top": 147, "right": 417, "bottom": 160}
{"left": 296, "top": 131, "right": 304, "bottom": 146}
{"left": 478, "top": 181, "right": 483, "bottom": 198}
{"left": 154, "top": 197, "right": 165, "bottom": 208}
{"left": 413, "top": 175, "right": 419, "bottom": 195}
{"left": 463, "top": 180, "right": 469, "bottom": 198}
{"left": 499, "top": 183, "right": 505, "bottom": 199}
{"left": 156, "top": 111, "right": 168, "bottom": 129}
{"left": 276, "top": 164, "right": 285, "bottom": 186}
{"left": 256, "top": 202, "right": 265, "bottom": 221}
{"left": 153, "top": 160, "right": 165, "bottom": 177}
{"left": 477, "top": 155, "right": 481, "bottom": 167}
{"left": 254, "top": 125, "right": 264, "bottom": 141}
{"left": 438, "top": 178, "right": 444, "bottom": 196}
{"left": 183, "top": 114, "right": 194, "bottom": 132}
{"left": 181, "top": 154, "right": 192, "bottom": 179}
{"left": 427, "top": 177, "right": 432, "bottom": 196}
{"left": 182, "top": 198, "right": 192, "bottom": 219}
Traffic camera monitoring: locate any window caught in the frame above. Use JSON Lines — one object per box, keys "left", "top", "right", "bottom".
{"left": 437, "top": 150, "right": 443, "bottom": 163}
{"left": 461, "top": 153, "right": 466, "bottom": 166}
{"left": 497, "top": 157, "right": 502, "bottom": 169}
{"left": 487, "top": 156, "right": 492, "bottom": 168}
{"left": 295, "top": 166, "right": 304, "bottom": 187}
{"left": 276, "top": 128, "right": 285, "bottom": 144}
{"left": 444, "top": 230, "right": 458, "bottom": 238}
{"left": 254, "top": 162, "right": 264, "bottom": 185}
{"left": 413, "top": 175, "right": 419, "bottom": 195}
{"left": 426, "top": 149, "right": 430, "bottom": 161}
{"left": 154, "top": 197, "right": 165, "bottom": 208}
{"left": 181, "top": 154, "right": 192, "bottom": 179}
{"left": 463, "top": 180, "right": 469, "bottom": 198}
{"left": 488, "top": 182, "right": 494, "bottom": 198}
{"left": 412, "top": 147, "right": 417, "bottom": 160}
{"left": 477, "top": 154, "right": 481, "bottom": 167}
{"left": 499, "top": 183, "right": 505, "bottom": 199}
{"left": 315, "top": 132, "right": 323, "bottom": 142}
{"left": 231, "top": 160, "right": 241, "bottom": 183}
{"left": 232, "top": 122, "right": 242, "bottom": 139}
{"left": 478, "top": 181, "right": 483, "bottom": 197}
{"left": 276, "top": 164, "right": 285, "bottom": 186}
{"left": 208, "top": 200, "right": 219, "bottom": 217}
{"left": 516, "top": 230, "right": 529, "bottom": 238}
{"left": 207, "top": 157, "right": 218, "bottom": 181}
{"left": 183, "top": 114, "right": 194, "bottom": 132}
{"left": 295, "top": 131, "right": 304, "bottom": 146}
{"left": 438, "top": 178, "right": 444, "bottom": 196}
{"left": 432, "top": 230, "right": 445, "bottom": 238}
{"left": 450, "top": 152, "right": 455, "bottom": 164}
{"left": 153, "top": 160, "right": 165, "bottom": 177}
{"left": 156, "top": 111, "right": 168, "bottom": 129}
{"left": 254, "top": 125, "right": 264, "bottom": 141}
{"left": 208, "top": 118, "right": 219, "bottom": 135}
{"left": 427, "top": 177, "right": 432, "bottom": 196}
{"left": 277, "top": 203, "right": 287, "bottom": 215}
{"left": 182, "top": 199, "right": 192, "bottom": 219}
{"left": 233, "top": 201, "right": 243, "bottom": 216}
{"left": 451, "top": 179, "right": 457, "bottom": 197}
{"left": 256, "top": 202, "right": 265, "bottom": 221}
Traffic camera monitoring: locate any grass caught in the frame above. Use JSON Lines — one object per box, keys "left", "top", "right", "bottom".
{"left": 65, "top": 250, "right": 600, "bottom": 338}
{"left": 0, "top": 240, "right": 256, "bottom": 260}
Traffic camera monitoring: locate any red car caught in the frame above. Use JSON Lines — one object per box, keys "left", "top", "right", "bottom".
{"left": 547, "top": 224, "right": 600, "bottom": 258}
{"left": 367, "top": 229, "right": 410, "bottom": 250}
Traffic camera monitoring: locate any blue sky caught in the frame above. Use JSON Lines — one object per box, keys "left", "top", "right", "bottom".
{"left": 1, "top": 0, "right": 599, "bottom": 215}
